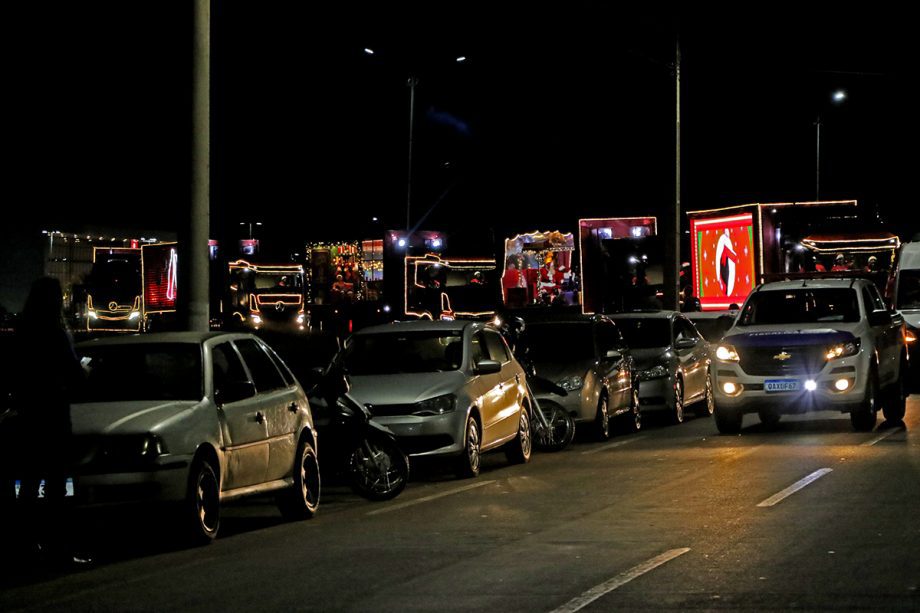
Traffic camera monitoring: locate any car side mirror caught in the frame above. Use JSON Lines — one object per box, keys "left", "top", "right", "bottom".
{"left": 216, "top": 380, "right": 256, "bottom": 405}
{"left": 675, "top": 337, "right": 698, "bottom": 350}
{"left": 868, "top": 309, "right": 892, "bottom": 327}
{"left": 474, "top": 360, "right": 502, "bottom": 375}
{"left": 604, "top": 350, "right": 622, "bottom": 361}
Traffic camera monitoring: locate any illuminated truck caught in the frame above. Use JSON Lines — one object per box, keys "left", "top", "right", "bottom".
{"left": 578, "top": 217, "right": 659, "bottom": 314}
{"left": 86, "top": 242, "right": 178, "bottom": 332}
{"left": 687, "top": 200, "right": 899, "bottom": 311}
{"left": 226, "top": 260, "right": 307, "bottom": 331}
{"left": 405, "top": 253, "right": 498, "bottom": 320}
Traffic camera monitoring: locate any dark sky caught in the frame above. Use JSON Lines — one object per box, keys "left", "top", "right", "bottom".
{"left": 4, "top": 3, "right": 917, "bottom": 309}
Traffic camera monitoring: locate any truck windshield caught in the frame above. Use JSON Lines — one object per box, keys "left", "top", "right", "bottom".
{"left": 77, "top": 344, "right": 202, "bottom": 402}
{"left": 739, "top": 288, "right": 860, "bottom": 325}
{"left": 340, "top": 332, "right": 464, "bottom": 375}
{"left": 897, "top": 270, "right": 920, "bottom": 310}
{"left": 612, "top": 318, "right": 671, "bottom": 348}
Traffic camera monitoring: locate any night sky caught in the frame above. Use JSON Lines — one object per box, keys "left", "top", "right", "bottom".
{"left": 4, "top": 3, "right": 917, "bottom": 310}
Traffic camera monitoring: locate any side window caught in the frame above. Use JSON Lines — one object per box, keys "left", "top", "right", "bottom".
{"left": 596, "top": 322, "right": 622, "bottom": 354}
{"left": 261, "top": 342, "right": 296, "bottom": 387}
{"left": 865, "top": 284, "right": 886, "bottom": 312}
{"left": 212, "top": 342, "right": 251, "bottom": 399}
{"left": 470, "top": 332, "right": 489, "bottom": 364}
{"left": 236, "top": 338, "right": 287, "bottom": 393}
{"left": 483, "top": 330, "right": 511, "bottom": 363}
{"left": 675, "top": 318, "right": 700, "bottom": 342}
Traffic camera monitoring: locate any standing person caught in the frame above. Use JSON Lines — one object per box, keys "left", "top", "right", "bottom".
{"left": 13, "top": 277, "right": 88, "bottom": 565}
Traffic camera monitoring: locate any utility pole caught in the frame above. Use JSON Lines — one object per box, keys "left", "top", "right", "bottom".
{"left": 815, "top": 115, "right": 821, "bottom": 201}
{"left": 406, "top": 77, "right": 418, "bottom": 231}
{"left": 663, "top": 39, "right": 682, "bottom": 311}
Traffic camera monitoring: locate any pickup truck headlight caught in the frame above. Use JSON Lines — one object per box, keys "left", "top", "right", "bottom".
{"left": 557, "top": 376, "right": 584, "bottom": 392}
{"left": 413, "top": 394, "right": 456, "bottom": 416}
{"left": 715, "top": 344, "right": 740, "bottom": 362}
{"left": 825, "top": 340, "right": 860, "bottom": 361}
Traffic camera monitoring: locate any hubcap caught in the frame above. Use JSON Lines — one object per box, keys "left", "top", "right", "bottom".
{"left": 674, "top": 380, "right": 684, "bottom": 422}
{"left": 705, "top": 376, "right": 715, "bottom": 415}
{"left": 520, "top": 411, "right": 532, "bottom": 457}
{"left": 600, "top": 399, "right": 609, "bottom": 437}
{"left": 467, "top": 421, "right": 481, "bottom": 472}
{"left": 196, "top": 470, "right": 218, "bottom": 534}
{"left": 301, "top": 451, "right": 320, "bottom": 506}
{"left": 632, "top": 389, "right": 642, "bottom": 430}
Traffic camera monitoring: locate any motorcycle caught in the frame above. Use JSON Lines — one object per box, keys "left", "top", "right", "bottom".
{"left": 308, "top": 369, "right": 409, "bottom": 501}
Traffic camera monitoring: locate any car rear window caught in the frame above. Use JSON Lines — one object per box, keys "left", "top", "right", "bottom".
{"left": 739, "top": 288, "right": 860, "bottom": 325}
{"left": 77, "top": 343, "right": 202, "bottom": 402}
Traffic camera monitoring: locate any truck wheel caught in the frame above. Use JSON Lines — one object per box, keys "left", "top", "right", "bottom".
{"left": 714, "top": 406, "right": 743, "bottom": 434}
{"left": 851, "top": 371, "right": 879, "bottom": 432}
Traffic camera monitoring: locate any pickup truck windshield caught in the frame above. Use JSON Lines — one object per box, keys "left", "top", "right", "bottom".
{"left": 897, "top": 270, "right": 920, "bottom": 310}
{"left": 739, "top": 288, "right": 860, "bottom": 326}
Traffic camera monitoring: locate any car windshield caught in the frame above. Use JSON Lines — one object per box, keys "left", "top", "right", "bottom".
{"left": 521, "top": 323, "right": 595, "bottom": 361}
{"left": 613, "top": 318, "right": 671, "bottom": 348}
{"left": 339, "top": 332, "right": 464, "bottom": 375}
{"left": 739, "top": 288, "right": 860, "bottom": 325}
{"left": 897, "top": 270, "right": 920, "bottom": 310}
{"left": 77, "top": 343, "right": 202, "bottom": 402}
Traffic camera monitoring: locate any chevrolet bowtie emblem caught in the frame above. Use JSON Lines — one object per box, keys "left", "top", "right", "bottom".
{"left": 773, "top": 351, "right": 792, "bottom": 361}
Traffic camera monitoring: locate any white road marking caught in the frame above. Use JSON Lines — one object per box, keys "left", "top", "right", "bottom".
{"left": 366, "top": 480, "right": 496, "bottom": 516}
{"left": 549, "top": 548, "right": 691, "bottom": 613}
{"left": 861, "top": 428, "right": 901, "bottom": 447}
{"left": 756, "top": 468, "right": 833, "bottom": 507}
{"left": 581, "top": 435, "right": 646, "bottom": 455}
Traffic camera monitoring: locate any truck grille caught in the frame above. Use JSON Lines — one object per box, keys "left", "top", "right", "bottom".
{"left": 737, "top": 346, "right": 826, "bottom": 376}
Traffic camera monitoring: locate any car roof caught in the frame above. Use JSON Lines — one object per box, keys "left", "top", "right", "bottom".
{"left": 756, "top": 278, "right": 869, "bottom": 291}
{"left": 355, "top": 319, "right": 474, "bottom": 335}
{"left": 75, "top": 331, "right": 246, "bottom": 347}
{"left": 516, "top": 312, "right": 602, "bottom": 325}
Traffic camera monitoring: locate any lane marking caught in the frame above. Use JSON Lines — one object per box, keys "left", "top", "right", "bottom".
{"left": 550, "top": 548, "right": 691, "bottom": 613}
{"left": 366, "top": 480, "right": 496, "bottom": 516}
{"left": 581, "top": 435, "right": 646, "bottom": 455}
{"left": 861, "top": 428, "right": 902, "bottom": 447}
{"left": 756, "top": 468, "right": 833, "bottom": 507}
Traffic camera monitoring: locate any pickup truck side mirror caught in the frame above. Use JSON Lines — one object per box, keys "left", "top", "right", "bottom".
{"left": 867, "top": 309, "right": 892, "bottom": 327}
{"left": 215, "top": 380, "right": 256, "bottom": 406}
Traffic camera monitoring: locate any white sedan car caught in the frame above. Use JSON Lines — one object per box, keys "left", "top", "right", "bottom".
{"left": 73, "top": 332, "right": 320, "bottom": 543}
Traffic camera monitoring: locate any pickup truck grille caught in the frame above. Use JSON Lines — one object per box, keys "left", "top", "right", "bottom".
{"left": 738, "top": 346, "right": 826, "bottom": 376}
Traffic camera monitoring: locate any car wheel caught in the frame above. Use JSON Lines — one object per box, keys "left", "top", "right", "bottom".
{"left": 758, "top": 407, "right": 782, "bottom": 429}
{"left": 277, "top": 438, "right": 320, "bottom": 520}
{"left": 183, "top": 457, "right": 220, "bottom": 546}
{"left": 714, "top": 406, "right": 743, "bottom": 434}
{"left": 456, "top": 416, "right": 482, "bottom": 478}
{"left": 626, "top": 387, "right": 642, "bottom": 432}
{"left": 851, "top": 369, "right": 879, "bottom": 432}
{"left": 505, "top": 407, "right": 532, "bottom": 464}
{"left": 671, "top": 377, "right": 685, "bottom": 424}
{"left": 882, "top": 359, "right": 908, "bottom": 422}
{"left": 594, "top": 395, "right": 610, "bottom": 441}
{"left": 696, "top": 372, "right": 715, "bottom": 417}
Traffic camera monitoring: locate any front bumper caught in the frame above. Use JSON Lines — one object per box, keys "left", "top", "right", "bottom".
{"left": 74, "top": 458, "right": 190, "bottom": 507}
{"left": 637, "top": 376, "right": 672, "bottom": 411}
{"left": 712, "top": 355, "right": 865, "bottom": 415}
{"left": 373, "top": 412, "right": 464, "bottom": 457}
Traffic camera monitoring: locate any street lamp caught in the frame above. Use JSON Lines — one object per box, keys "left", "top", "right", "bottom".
{"left": 240, "top": 221, "right": 262, "bottom": 240}
{"left": 815, "top": 89, "right": 847, "bottom": 201}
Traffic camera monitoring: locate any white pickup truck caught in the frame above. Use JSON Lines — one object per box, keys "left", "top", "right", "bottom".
{"left": 711, "top": 278, "right": 909, "bottom": 433}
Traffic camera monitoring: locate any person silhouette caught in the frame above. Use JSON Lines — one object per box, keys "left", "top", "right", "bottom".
{"left": 12, "top": 277, "right": 88, "bottom": 565}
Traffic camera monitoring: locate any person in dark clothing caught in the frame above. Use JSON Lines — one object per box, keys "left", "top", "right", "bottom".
{"left": 10, "top": 277, "right": 88, "bottom": 565}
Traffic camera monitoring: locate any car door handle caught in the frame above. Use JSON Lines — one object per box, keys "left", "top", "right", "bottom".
{"left": 255, "top": 411, "right": 265, "bottom": 424}
{"left": 288, "top": 402, "right": 299, "bottom": 414}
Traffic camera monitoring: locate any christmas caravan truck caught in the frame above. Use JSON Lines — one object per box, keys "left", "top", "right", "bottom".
{"left": 502, "top": 230, "right": 578, "bottom": 309}
{"left": 578, "top": 217, "right": 660, "bottom": 314}
{"left": 86, "top": 242, "right": 178, "bottom": 332}
{"left": 226, "top": 260, "right": 307, "bottom": 331}
{"left": 405, "top": 253, "right": 499, "bottom": 321}
{"left": 687, "top": 200, "right": 899, "bottom": 311}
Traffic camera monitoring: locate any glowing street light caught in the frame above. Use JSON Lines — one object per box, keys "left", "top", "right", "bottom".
{"left": 364, "top": 48, "right": 375, "bottom": 55}
{"left": 831, "top": 89, "right": 847, "bottom": 104}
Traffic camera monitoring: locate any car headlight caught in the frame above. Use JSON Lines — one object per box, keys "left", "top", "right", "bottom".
{"left": 715, "top": 344, "right": 740, "bottom": 362}
{"left": 825, "top": 339, "right": 860, "bottom": 361}
{"left": 413, "top": 394, "right": 457, "bottom": 416}
{"left": 640, "top": 364, "right": 669, "bottom": 380}
{"left": 905, "top": 328, "right": 917, "bottom": 344}
{"left": 556, "top": 376, "right": 584, "bottom": 392}
{"left": 98, "top": 434, "right": 167, "bottom": 465}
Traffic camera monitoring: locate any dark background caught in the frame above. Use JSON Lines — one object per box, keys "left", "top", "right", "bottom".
{"left": 3, "top": 3, "right": 917, "bottom": 310}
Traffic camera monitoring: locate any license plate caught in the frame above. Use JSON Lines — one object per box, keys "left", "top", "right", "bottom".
{"left": 765, "top": 379, "right": 800, "bottom": 393}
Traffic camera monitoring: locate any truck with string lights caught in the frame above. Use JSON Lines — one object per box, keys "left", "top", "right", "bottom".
{"left": 225, "top": 259, "right": 307, "bottom": 331}
{"left": 687, "top": 200, "right": 899, "bottom": 311}
{"left": 85, "top": 242, "right": 179, "bottom": 333}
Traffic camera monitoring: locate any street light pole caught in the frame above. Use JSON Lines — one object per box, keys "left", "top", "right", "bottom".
{"left": 406, "top": 76, "right": 418, "bottom": 231}
{"left": 815, "top": 115, "right": 821, "bottom": 201}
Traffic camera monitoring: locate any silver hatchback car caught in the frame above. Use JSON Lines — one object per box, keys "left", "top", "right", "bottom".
{"left": 336, "top": 320, "right": 533, "bottom": 477}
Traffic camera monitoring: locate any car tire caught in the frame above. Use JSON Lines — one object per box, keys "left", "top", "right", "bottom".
{"left": 277, "top": 438, "right": 320, "bottom": 520}
{"left": 851, "top": 369, "right": 879, "bottom": 432}
{"left": 622, "top": 386, "right": 642, "bottom": 433}
{"left": 714, "top": 406, "right": 743, "bottom": 434}
{"left": 758, "top": 407, "right": 782, "bottom": 429}
{"left": 695, "top": 372, "right": 715, "bottom": 418}
{"left": 456, "top": 416, "right": 482, "bottom": 478}
{"left": 505, "top": 407, "right": 533, "bottom": 464}
{"left": 183, "top": 456, "right": 220, "bottom": 546}
{"left": 594, "top": 395, "right": 611, "bottom": 441}
{"left": 882, "top": 359, "right": 908, "bottom": 423}
{"left": 671, "top": 377, "right": 685, "bottom": 424}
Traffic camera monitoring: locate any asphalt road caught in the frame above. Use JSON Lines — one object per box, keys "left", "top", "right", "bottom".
{"left": 2, "top": 398, "right": 919, "bottom": 612}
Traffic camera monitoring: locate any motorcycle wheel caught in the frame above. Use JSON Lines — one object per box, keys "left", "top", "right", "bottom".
{"left": 348, "top": 435, "right": 409, "bottom": 501}
{"left": 535, "top": 400, "right": 575, "bottom": 452}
